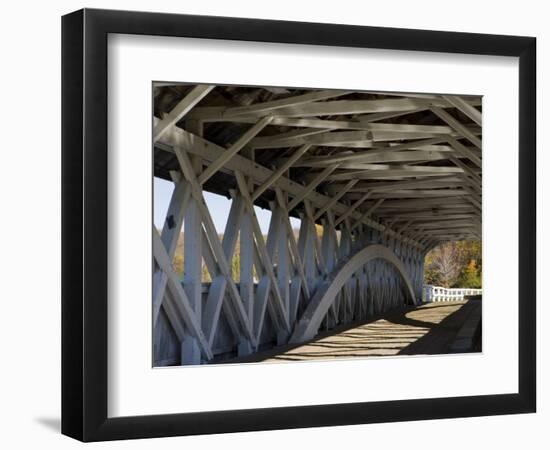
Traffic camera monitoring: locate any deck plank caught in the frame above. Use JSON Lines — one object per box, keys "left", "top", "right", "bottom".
{"left": 222, "top": 300, "right": 481, "bottom": 364}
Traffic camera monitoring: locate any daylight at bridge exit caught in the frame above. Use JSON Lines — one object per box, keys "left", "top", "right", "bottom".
{"left": 152, "top": 83, "right": 482, "bottom": 366}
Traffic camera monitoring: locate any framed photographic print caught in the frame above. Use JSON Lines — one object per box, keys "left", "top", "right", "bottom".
{"left": 61, "top": 8, "right": 536, "bottom": 442}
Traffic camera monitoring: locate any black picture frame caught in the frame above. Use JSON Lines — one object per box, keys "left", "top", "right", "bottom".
{"left": 62, "top": 8, "right": 536, "bottom": 442}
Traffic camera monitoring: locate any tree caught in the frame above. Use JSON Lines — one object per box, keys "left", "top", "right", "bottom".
{"left": 172, "top": 252, "right": 184, "bottom": 277}
{"left": 201, "top": 262, "right": 211, "bottom": 282}
{"left": 454, "top": 259, "right": 481, "bottom": 288}
{"left": 426, "top": 243, "right": 461, "bottom": 287}
{"left": 231, "top": 254, "right": 240, "bottom": 281}
{"left": 424, "top": 240, "right": 482, "bottom": 288}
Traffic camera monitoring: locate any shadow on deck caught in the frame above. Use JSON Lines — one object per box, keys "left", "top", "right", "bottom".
{"left": 219, "top": 299, "right": 481, "bottom": 364}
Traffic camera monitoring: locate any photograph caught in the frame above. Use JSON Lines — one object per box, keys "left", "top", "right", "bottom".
{"left": 152, "top": 83, "right": 482, "bottom": 367}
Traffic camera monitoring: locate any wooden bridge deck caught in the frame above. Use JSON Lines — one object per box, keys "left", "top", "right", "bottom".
{"left": 227, "top": 300, "right": 481, "bottom": 364}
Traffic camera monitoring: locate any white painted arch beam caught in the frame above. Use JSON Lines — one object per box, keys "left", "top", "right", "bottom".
{"left": 290, "top": 244, "right": 418, "bottom": 343}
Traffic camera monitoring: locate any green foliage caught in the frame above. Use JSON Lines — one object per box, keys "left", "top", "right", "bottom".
{"left": 172, "top": 252, "right": 184, "bottom": 277}
{"left": 424, "top": 240, "right": 482, "bottom": 288}
{"left": 171, "top": 231, "right": 244, "bottom": 282}
{"left": 454, "top": 259, "right": 482, "bottom": 288}
{"left": 202, "top": 263, "right": 211, "bottom": 282}
{"left": 231, "top": 254, "right": 240, "bottom": 282}
{"left": 172, "top": 231, "right": 482, "bottom": 291}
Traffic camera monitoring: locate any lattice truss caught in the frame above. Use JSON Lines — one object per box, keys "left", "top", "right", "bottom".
{"left": 152, "top": 84, "right": 482, "bottom": 365}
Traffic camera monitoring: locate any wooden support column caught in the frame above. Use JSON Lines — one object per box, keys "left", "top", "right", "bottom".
{"left": 181, "top": 156, "right": 202, "bottom": 365}
{"left": 234, "top": 170, "right": 290, "bottom": 337}
{"left": 238, "top": 175, "right": 255, "bottom": 356}
{"left": 273, "top": 191, "right": 310, "bottom": 300}
{"left": 321, "top": 216, "right": 337, "bottom": 273}
{"left": 200, "top": 195, "right": 254, "bottom": 354}
{"left": 174, "top": 147, "right": 256, "bottom": 347}
{"left": 338, "top": 224, "right": 353, "bottom": 323}
{"left": 152, "top": 175, "right": 190, "bottom": 325}
{"left": 239, "top": 202, "right": 254, "bottom": 321}
{"left": 273, "top": 188, "right": 310, "bottom": 326}
{"left": 298, "top": 213, "right": 317, "bottom": 295}
{"left": 253, "top": 205, "right": 286, "bottom": 342}
{"left": 276, "top": 202, "right": 290, "bottom": 327}
{"left": 153, "top": 229, "right": 212, "bottom": 360}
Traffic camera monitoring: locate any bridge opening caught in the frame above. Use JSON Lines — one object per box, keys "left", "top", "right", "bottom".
{"left": 152, "top": 83, "right": 482, "bottom": 366}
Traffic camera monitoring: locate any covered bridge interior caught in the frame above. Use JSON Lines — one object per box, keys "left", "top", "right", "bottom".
{"left": 152, "top": 84, "right": 482, "bottom": 365}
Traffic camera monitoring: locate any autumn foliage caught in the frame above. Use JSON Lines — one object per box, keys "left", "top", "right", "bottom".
{"left": 424, "top": 240, "right": 482, "bottom": 288}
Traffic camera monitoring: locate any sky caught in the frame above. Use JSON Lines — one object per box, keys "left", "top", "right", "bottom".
{"left": 154, "top": 177, "right": 301, "bottom": 234}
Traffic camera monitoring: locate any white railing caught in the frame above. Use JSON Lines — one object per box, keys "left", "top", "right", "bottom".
{"left": 423, "top": 285, "right": 482, "bottom": 302}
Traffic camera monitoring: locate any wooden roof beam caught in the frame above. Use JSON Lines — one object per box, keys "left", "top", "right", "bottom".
{"left": 431, "top": 105, "right": 482, "bottom": 149}
{"left": 153, "top": 84, "right": 215, "bottom": 143}
{"left": 227, "top": 89, "right": 352, "bottom": 116}
{"left": 442, "top": 95, "right": 482, "bottom": 126}
{"left": 157, "top": 124, "right": 423, "bottom": 248}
